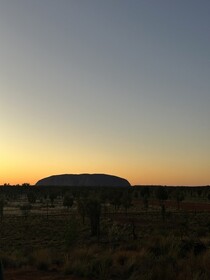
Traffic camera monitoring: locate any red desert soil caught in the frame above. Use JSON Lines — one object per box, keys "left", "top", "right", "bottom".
{"left": 4, "top": 269, "right": 85, "bottom": 280}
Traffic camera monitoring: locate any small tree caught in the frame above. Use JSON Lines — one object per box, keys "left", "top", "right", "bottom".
{"left": 156, "top": 187, "right": 168, "bottom": 205}
{"left": 156, "top": 187, "right": 168, "bottom": 221}
{"left": 64, "top": 217, "right": 79, "bottom": 250}
{"left": 175, "top": 189, "right": 185, "bottom": 210}
{"left": 140, "top": 187, "right": 150, "bottom": 210}
{"left": 132, "top": 220, "right": 137, "bottom": 240}
{"left": 22, "top": 183, "right": 30, "bottom": 187}
{"left": 45, "top": 197, "right": 50, "bottom": 220}
{"left": 63, "top": 194, "right": 74, "bottom": 210}
{"left": 49, "top": 192, "right": 57, "bottom": 207}
{"left": 121, "top": 191, "right": 132, "bottom": 214}
{"left": 197, "top": 189, "right": 203, "bottom": 197}
{"left": 27, "top": 192, "right": 36, "bottom": 204}
{"left": 0, "top": 197, "right": 5, "bottom": 222}
{"left": 20, "top": 203, "right": 32, "bottom": 220}
{"left": 77, "top": 198, "right": 86, "bottom": 224}
{"left": 86, "top": 198, "right": 101, "bottom": 237}
{"left": 110, "top": 191, "right": 122, "bottom": 212}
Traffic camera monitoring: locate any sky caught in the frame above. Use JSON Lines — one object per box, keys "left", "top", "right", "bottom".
{"left": 0, "top": 0, "right": 210, "bottom": 186}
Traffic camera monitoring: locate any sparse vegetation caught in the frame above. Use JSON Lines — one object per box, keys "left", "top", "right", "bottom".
{"left": 0, "top": 185, "right": 210, "bottom": 279}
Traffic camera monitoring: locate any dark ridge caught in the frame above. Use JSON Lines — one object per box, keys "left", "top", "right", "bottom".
{"left": 35, "top": 173, "right": 131, "bottom": 187}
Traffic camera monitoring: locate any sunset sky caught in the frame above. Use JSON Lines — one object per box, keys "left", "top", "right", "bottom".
{"left": 0, "top": 0, "right": 209, "bottom": 186}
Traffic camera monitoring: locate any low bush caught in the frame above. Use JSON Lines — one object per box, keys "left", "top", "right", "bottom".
{"left": 31, "top": 249, "right": 52, "bottom": 271}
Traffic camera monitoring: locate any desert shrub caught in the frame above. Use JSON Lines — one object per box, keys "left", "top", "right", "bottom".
{"left": 50, "top": 250, "right": 63, "bottom": 266}
{"left": 120, "top": 241, "right": 139, "bottom": 251}
{"left": 148, "top": 236, "right": 180, "bottom": 259}
{"left": 0, "top": 197, "right": 5, "bottom": 222}
{"left": 63, "top": 194, "right": 74, "bottom": 210}
{"left": 77, "top": 197, "right": 86, "bottom": 224}
{"left": 201, "top": 250, "right": 210, "bottom": 278}
{"left": 74, "top": 254, "right": 113, "bottom": 280}
{"left": 179, "top": 239, "right": 207, "bottom": 257}
{"left": 85, "top": 197, "right": 101, "bottom": 237}
{"left": 63, "top": 248, "right": 94, "bottom": 277}
{"left": 108, "top": 222, "right": 130, "bottom": 243}
{"left": 63, "top": 258, "right": 86, "bottom": 276}
{"left": 64, "top": 217, "right": 79, "bottom": 250}
{"left": 0, "top": 251, "right": 29, "bottom": 268}
{"left": 112, "top": 250, "right": 144, "bottom": 280}
{"left": 27, "top": 192, "right": 36, "bottom": 204}
{"left": 20, "top": 203, "right": 32, "bottom": 219}
{"left": 31, "top": 249, "right": 52, "bottom": 271}
{"left": 178, "top": 252, "right": 209, "bottom": 280}
{"left": 114, "top": 250, "right": 134, "bottom": 266}
{"left": 121, "top": 190, "right": 132, "bottom": 213}
{"left": 112, "top": 247, "right": 178, "bottom": 280}
{"left": 63, "top": 246, "right": 112, "bottom": 279}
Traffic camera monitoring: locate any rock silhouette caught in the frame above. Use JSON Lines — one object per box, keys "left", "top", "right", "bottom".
{"left": 36, "top": 173, "right": 130, "bottom": 187}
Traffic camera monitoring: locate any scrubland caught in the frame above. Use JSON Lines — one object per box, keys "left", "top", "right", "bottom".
{"left": 0, "top": 185, "right": 210, "bottom": 279}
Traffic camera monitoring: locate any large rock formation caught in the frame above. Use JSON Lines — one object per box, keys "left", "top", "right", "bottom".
{"left": 36, "top": 173, "right": 130, "bottom": 187}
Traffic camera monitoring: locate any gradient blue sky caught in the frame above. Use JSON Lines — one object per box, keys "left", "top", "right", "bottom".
{"left": 0, "top": 0, "right": 209, "bottom": 185}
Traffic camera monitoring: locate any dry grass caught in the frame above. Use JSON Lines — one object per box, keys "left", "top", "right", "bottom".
{"left": 1, "top": 198, "right": 210, "bottom": 279}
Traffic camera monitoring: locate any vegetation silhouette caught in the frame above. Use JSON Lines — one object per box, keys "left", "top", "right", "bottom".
{"left": 0, "top": 183, "right": 210, "bottom": 279}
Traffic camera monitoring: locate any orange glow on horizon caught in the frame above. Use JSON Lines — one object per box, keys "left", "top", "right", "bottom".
{"left": 1, "top": 168, "right": 209, "bottom": 187}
